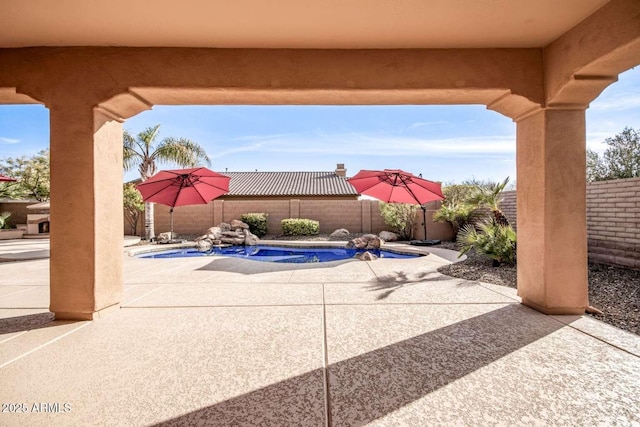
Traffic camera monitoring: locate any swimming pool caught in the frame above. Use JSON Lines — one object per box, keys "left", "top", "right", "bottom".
{"left": 138, "top": 245, "right": 422, "bottom": 263}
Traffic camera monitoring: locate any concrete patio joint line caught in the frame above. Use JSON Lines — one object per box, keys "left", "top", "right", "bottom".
{"left": 121, "top": 284, "right": 169, "bottom": 307}
{"left": 321, "top": 283, "right": 332, "bottom": 427}
{"left": 0, "top": 322, "right": 91, "bottom": 369}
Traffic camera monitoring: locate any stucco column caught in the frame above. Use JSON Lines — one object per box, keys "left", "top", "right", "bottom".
{"left": 516, "top": 108, "right": 588, "bottom": 315}
{"left": 49, "top": 106, "right": 124, "bottom": 320}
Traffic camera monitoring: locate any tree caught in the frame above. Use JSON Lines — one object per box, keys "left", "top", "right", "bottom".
{"left": 123, "top": 124, "right": 210, "bottom": 240}
{"left": 586, "top": 149, "right": 608, "bottom": 182}
{"left": 433, "top": 183, "right": 477, "bottom": 236}
{"left": 123, "top": 183, "right": 145, "bottom": 236}
{"left": 0, "top": 149, "right": 50, "bottom": 201}
{"left": 0, "top": 182, "right": 26, "bottom": 200}
{"left": 587, "top": 127, "right": 640, "bottom": 181}
{"left": 465, "top": 176, "right": 511, "bottom": 226}
{"left": 379, "top": 203, "right": 418, "bottom": 240}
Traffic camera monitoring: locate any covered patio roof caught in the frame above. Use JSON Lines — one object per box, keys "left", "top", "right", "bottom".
{"left": 0, "top": 0, "right": 638, "bottom": 320}
{"left": 1, "top": 0, "right": 610, "bottom": 49}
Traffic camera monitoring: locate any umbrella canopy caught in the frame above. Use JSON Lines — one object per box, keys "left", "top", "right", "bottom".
{"left": 347, "top": 169, "right": 444, "bottom": 205}
{"left": 347, "top": 169, "right": 444, "bottom": 241}
{"left": 136, "top": 167, "right": 230, "bottom": 239}
{"left": 0, "top": 174, "right": 17, "bottom": 182}
{"left": 136, "top": 167, "right": 230, "bottom": 208}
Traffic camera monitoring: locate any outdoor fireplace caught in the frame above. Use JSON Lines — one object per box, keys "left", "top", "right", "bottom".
{"left": 39, "top": 221, "right": 50, "bottom": 234}
{"left": 26, "top": 201, "right": 50, "bottom": 235}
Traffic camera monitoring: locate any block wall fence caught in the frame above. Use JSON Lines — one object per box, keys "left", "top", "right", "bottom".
{"left": 127, "top": 199, "right": 454, "bottom": 241}
{"left": 500, "top": 176, "right": 640, "bottom": 269}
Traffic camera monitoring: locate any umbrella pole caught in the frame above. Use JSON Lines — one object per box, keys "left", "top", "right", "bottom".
{"left": 422, "top": 205, "right": 427, "bottom": 240}
{"left": 170, "top": 208, "right": 174, "bottom": 239}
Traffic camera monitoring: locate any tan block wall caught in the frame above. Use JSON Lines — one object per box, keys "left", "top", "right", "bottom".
{"left": 500, "top": 178, "right": 640, "bottom": 269}
{"left": 149, "top": 198, "right": 454, "bottom": 240}
{"left": 500, "top": 191, "right": 517, "bottom": 229}
{"left": 586, "top": 178, "right": 640, "bottom": 269}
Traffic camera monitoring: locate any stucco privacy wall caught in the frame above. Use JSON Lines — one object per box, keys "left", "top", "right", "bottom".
{"left": 143, "top": 199, "right": 453, "bottom": 240}
{"left": 0, "top": 201, "right": 32, "bottom": 227}
{"left": 501, "top": 177, "right": 640, "bottom": 269}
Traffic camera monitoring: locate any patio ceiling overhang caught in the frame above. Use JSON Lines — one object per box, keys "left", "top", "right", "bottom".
{"left": 0, "top": 0, "right": 610, "bottom": 50}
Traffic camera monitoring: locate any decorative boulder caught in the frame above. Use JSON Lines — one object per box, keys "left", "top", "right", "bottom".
{"left": 218, "top": 222, "right": 231, "bottom": 232}
{"left": 379, "top": 231, "right": 399, "bottom": 242}
{"left": 230, "top": 219, "right": 250, "bottom": 230}
{"left": 156, "top": 232, "right": 175, "bottom": 243}
{"left": 354, "top": 251, "right": 378, "bottom": 261}
{"left": 222, "top": 230, "right": 242, "bottom": 238}
{"left": 330, "top": 228, "right": 350, "bottom": 239}
{"left": 221, "top": 237, "right": 245, "bottom": 245}
{"left": 195, "top": 239, "right": 212, "bottom": 251}
{"left": 244, "top": 232, "right": 259, "bottom": 246}
{"left": 346, "top": 234, "right": 382, "bottom": 250}
{"left": 206, "top": 227, "right": 222, "bottom": 240}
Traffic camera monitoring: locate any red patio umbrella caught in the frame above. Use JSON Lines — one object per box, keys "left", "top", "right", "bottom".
{"left": 347, "top": 169, "right": 444, "bottom": 242}
{"left": 136, "top": 167, "right": 230, "bottom": 239}
{"left": 0, "top": 174, "right": 17, "bottom": 182}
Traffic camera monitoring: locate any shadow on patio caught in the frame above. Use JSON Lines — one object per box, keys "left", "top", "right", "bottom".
{"left": 366, "top": 271, "right": 478, "bottom": 300}
{"left": 156, "top": 304, "right": 562, "bottom": 426}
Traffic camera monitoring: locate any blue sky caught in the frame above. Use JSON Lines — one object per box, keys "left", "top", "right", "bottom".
{"left": 1, "top": 67, "right": 639, "bottom": 185}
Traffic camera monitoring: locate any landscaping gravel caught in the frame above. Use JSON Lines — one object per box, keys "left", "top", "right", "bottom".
{"left": 435, "top": 242, "right": 640, "bottom": 336}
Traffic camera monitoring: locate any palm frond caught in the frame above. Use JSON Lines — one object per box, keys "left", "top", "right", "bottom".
{"left": 153, "top": 138, "right": 211, "bottom": 168}
{"left": 137, "top": 125, "right": 162, "bottom": 152}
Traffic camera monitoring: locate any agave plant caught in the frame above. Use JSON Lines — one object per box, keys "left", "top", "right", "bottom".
{"left": 457, "top": 219, "right": 517, "bottom": 266}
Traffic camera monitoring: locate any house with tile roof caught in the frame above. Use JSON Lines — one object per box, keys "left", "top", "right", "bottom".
{"left": 221, "top": 164, "right": 358, "bottom": 200}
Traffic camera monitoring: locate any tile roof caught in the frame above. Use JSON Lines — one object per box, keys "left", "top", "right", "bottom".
{"left": 222, "top": 171, "right": 358, "bottom": 197}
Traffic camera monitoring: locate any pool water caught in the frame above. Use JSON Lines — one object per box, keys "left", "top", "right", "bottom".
{"left": 138, "top": 245, "right": 421, "bottom": 263}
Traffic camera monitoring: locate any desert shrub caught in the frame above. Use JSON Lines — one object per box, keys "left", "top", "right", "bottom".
{"left": 433, "top": 201, "right": 474, "bottom": 236}
{"left": 281, "top": 218, "right": 319, "bottom": 236}
{"left": 457, "top": 219, "right": 517, "bottom": 266}
{"left": 0, "top": 212, "right": 11, "bottom": 229}
{"left": 434, "top": 179, "right": 512, "bottom": 239}
{"left": 379, "top": 203, "right": 418, "bottom": 240}
{"left": 123, "top": 183, "right": 144, "bottom": 236}
{"left": 241, "top": 212, "right": 269, "bottom": 237}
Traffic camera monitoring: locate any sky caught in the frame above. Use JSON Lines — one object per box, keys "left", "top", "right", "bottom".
{"left": 1, "top": 67, "right": 639, "bottom": 185}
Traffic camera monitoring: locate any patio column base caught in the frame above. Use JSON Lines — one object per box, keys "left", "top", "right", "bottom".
{"left": 521, "top": 298, "right": 586, "bottom": 316}
{"left": 54, "top": 303, "right": 121, "bottom": 321}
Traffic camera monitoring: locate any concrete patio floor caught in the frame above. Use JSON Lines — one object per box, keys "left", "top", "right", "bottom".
{"left": 1, "top": 240, "right": 639, "bottom": 426}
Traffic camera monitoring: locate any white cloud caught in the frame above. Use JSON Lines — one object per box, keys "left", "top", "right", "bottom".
{"left": 0, "top": 137, "right": 20, "bottom": 144}
{"left": 214, "top": 132, "right": 516, "bottom": 158}
{"left": 408, "top": 121, "right": 449, "bottom": 129}
{"left": 591, "top": 94, "right": 640, "bottom": 111}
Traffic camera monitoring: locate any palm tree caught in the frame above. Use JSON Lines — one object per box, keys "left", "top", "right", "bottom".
{"left": 123, "top": 124, "right": 211, "bottom": 240}
{"left": 466, "top": 177, "right": 511, "bottom": 226}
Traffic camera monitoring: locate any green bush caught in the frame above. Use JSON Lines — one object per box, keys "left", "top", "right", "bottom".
{"left": 457, "top": 219, "right": 517, "bottom": 266}
{"left": 241, "top": 212, "right": 269, "bottom": 237}
{"left": 0, "top": 212, "right": 11, "bottom": 229}
{"left": 281, "top": 218, "right": 319, "bottom": 236}
{"left": 379, "top": 203, "right": 418, "bottom": 240}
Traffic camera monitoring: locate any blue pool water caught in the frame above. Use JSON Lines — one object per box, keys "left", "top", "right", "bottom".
{"left": 138, "top": 245, "right": 421, "bottom": 263}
